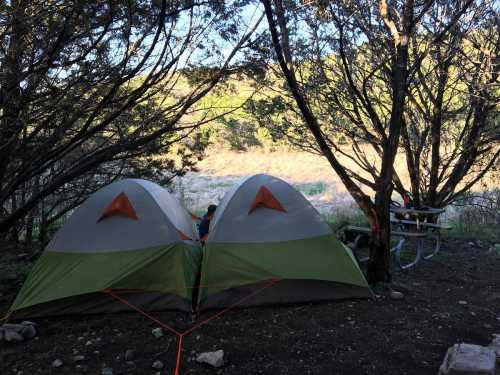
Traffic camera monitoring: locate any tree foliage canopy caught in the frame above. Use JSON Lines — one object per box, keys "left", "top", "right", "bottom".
{"left": 255, "top": 0, "right": 498, "bottom": 283}
{"left": 0, "top": 0, "right": 262, "bottom": 239}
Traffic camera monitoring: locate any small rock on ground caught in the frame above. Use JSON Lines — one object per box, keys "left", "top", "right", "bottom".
{"left": 5, "top": 330, "right": 24, "bottom": 343}
{"left": 20, "top": 321, "right": 37, "bottom": 327}
{"left": 151, "top": 328, "right": 163, "bottom": 338}
{"left": 2, "top": 323, "right": 24, "bottom": 332}
{"left": 488, "top": 334, "right": 500, "bottom": 361}
{"left": 196, "top": 350, "right": 225, "bottom": 368}
{"left": 1, "top": 322, "right": 37, "bottom": 340}
{"left": 152, "top": 360, "right": 164, "bottom": 369}
{"left": 124, "top": 349, "right": 135, "bottom": 361}
{"left": 52, "top": 359, "right": 63, "bottom": 368}
{"left": 20, "top": 325, "right": 36, "bottom": 339}
{"left": 390, "top": 290, "right": 404, "bottom": 300}
{"left": 438, "top": 343, "right": 496, "bottom": 375}
{"left": 101, "top": 368, "right": 113, "bottom": 375}
{"left": 391, "top": 282, "right": 413, "bottom": 293}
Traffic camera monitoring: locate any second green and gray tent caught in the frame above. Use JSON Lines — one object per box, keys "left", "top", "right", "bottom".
{"left": 198, "top": 174, "right": 371, "bottom": 310}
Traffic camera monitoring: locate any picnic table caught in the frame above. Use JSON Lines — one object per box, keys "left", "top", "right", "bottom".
{"left": 345, "top": 205, "right": 450, "bottom": 270}
{"left": 390, "top": 206, "right": 445, "bottom": 217}
{"left": 390, "top": 205, "right": 451, "bottom": 261}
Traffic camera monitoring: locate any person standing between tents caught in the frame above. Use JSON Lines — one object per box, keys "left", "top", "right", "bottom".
{"left": 198, "top": 204, "right": 217, "bottom": 244}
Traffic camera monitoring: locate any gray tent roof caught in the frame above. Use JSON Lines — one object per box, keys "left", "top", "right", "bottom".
{"left": 48, "top": 179, "right": 197, "bottom": 253}
{"left": 208, "top": 174, "right": 332, "bottom": 243}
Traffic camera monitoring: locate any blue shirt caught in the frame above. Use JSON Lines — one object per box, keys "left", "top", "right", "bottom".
{"left": 198, "top": 214, "right": 211, "bottom": 239}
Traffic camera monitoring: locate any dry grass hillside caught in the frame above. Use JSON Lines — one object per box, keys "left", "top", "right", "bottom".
{"left": 172, "top": 146, "right": 498, "bottom": 231}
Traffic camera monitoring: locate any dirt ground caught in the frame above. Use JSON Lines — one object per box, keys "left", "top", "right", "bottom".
{"left": 1, "top": 236, "right": 499, "bottom": 375}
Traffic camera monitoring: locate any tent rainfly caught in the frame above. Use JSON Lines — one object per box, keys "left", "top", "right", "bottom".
{"left": 10, "top": 179, "right": 201, "bottom": 318}
{"left": 197, "top": 174, "right": 372, "bottom": 310}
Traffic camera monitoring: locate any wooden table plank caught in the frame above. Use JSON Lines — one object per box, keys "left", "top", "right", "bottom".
{"left": 346, "top": 225, "right": 426, "bottom": 238}
{"left": 390, "top": 219, "right": 452, "bottom": 230}
{"left": 390, "top": 206, "right": 445, "bottom": 215}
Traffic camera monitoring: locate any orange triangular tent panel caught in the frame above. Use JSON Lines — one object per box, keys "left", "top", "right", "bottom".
{"left": 248, "top": 186, "right": 286, "bottom": 214}
{"left": 177, "top": 229, "right": 193, "bottom": 241}
{"left": 97, "top": 192, "right": 138, "bottom": 222}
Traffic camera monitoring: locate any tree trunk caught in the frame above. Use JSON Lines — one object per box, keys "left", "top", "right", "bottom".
{"left": 366, "top": 189, "right": 393, "bottom": 284}
{"left": 401, "top": 123, "right": 421, "bottom": 207}
{"left": 0, "top": 0, "right": 25, "bottom": 182}
{"left": 25, "top": 212, "right": 35, "bottom": 246}
{"left": 25, "top": 178, "right": 40, "bottom": 247}
{"left": 37, "top": 198, "right": 48, "bottom": 247}
{"left": 9, "top": 193, "right": 20, "bottom": 244}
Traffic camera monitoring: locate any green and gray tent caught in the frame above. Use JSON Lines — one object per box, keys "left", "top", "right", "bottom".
{"left": 198, "top": 174, "right": 371, "bottom": 310}
{"left": 11, "top": 179, "right": 201, "bottom": 318}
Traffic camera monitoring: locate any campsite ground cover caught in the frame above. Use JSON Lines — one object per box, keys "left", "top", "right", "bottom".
{"left": 1, "top": 236, "right": 499, "bottom": 375}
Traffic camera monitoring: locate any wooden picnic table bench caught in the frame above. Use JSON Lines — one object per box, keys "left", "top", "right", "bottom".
{"left": 345, "top": 225, "right": 426, "bottom": 270}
